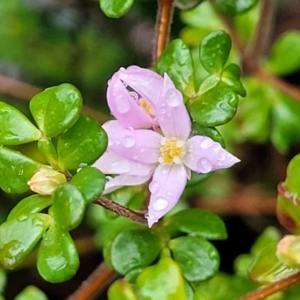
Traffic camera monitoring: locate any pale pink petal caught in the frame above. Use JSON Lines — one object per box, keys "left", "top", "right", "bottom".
{"left": 94, "top": 152, "right": 154, "bottom": 176}
{"left": 107, "top": 70, "right": 155, "bottom": 128}
{"left": 120, "top": 66, "right": 163, "bottom": 106}
{"left": 156, "top": 74, "right": 191, "bottom": 141}
{"left": 147, "top": 164, "right": 187, "bottom": 227}
{"left": 183, "top": 136, "right": 240, "bottom": 174}
{"left": 104, "top": 122, "right": 162, "bottom": 164}
{"left": 103, "top": 174, "right": 152, "bottom": 194}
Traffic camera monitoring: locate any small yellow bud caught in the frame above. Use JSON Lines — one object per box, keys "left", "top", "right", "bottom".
{"left": 276, "top": 235, "right": 300, "bottom": 268}
{"left": 27, "top": 168, "right": 67, "bottom": 195}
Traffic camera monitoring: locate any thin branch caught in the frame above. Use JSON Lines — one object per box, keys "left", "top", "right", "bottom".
{"left": 242, "top": 0, "right": 277, "bottom": 74}
{"left": 238, "top": 271, "right": 300, "bottom": 300}
{"left": 94, "top": 196, "right": 148, "bottom": 225}
{"left": 0, "top": 75, "right": 110, "bottom": 124}
{"left": 254, "top": 68, "right": 300, "bottom": 103}
{"left": 153, "top": 0, "right": 174, "bottom": 64}
{"left": 67, "top": 262, "right": 117, "bottom": 300}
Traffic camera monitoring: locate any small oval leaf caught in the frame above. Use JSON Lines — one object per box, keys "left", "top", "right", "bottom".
{"left": 29, "top": 84, "right": 82, "bottom": 138}
{"left": 57, "top": 115, "right": 108, "bottom": 170}
{"left": 108, "top": 279, "right": 138, "bottom": 300}
{"left": 37, "top": 224, "right": 79, "bottom": 283}
{"left": 99, "top": 0, "right": 134, "bottom": 18}
{"left": 0, "top": 101, "right": 41, "bottom": 145}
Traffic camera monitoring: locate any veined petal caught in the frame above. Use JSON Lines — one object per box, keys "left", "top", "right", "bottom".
{"left": 157, "top": 73, "right": 191, "bottom": 141}
{"left": 120, "top": 66, "right": 163, "bottom": 106}
{"left": 147, "top": 164, "right": 187, "bottom": 227}
{"left": 94, "top": 151, "right": 154, "bottom": 176}
{"left": 183, "top": 136, "right": 240, "bottom": 174}
{"left": 103, "top": 174, "right": 151, "bottom": 194}
{"left": 107, "top": 70, "right": 156, "bottom": 128}
{"left": 104, "top": 121, "right": 162, "bottom": 164}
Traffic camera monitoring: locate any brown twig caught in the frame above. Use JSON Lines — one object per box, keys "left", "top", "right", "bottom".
{"left": 94, "top": 196, "right": 148, "bottom": 225}
{"left": 0, "top": 75, "right": 110, "bottom": 124}
{"left": 238, "top": 271, "right": 300, "bottom": 300}
{"left": 242, "top": 0, "right": 277, "bottom": 74}
{"left": 67, "top": 262, "right": 118, "bottom": 300}
{"left": 153, "top": 0, "right": 174, "bottom": 64}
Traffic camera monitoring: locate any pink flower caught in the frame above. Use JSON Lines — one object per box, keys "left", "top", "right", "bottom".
{"left": 95, "top": 66, "right": 240, "bottom": 227}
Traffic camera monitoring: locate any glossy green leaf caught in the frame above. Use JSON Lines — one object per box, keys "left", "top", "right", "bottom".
{"left": 0, "top": 268, "right": 6, "bottom": 294}
{"left": 38, "top": 138, "right": 59, "bottom": 168}
{"left": 99, "top": 0, "right": 134, "bottom": 18}
{"left": 0, "top": 213, "right": 52, "bottom": 269}
{"left": 0, "top": 101, "right": 41, "bottom": 145}
{"left": 248, "top": 242, "right": 298, "bottom": 284}
{"left": 192, "top": 122, "right": 225, "bottom": 147}
{"left": 221, "top": 64, "right": 246, "bottom": 97}
{"left": 213, "top": 0, "right": 259, "bottom": 16}
{"left": 108, "top": 279, "right": 138, "bottom": 300}
{"left": 37, "top": 224, "right": 79, "bottom": 283}
{"left": 265, "top": 31, "right": 300, "bottom": 76}
{"left": 199, "top": 30, "right": 231, "bottom": 74}
{"left": 165, "top": 209, "right": 227, "bottom": 240}
{"left": 29, "top": 84, "right": 82, "bottom": 138}
{"left": 57, "top": 115, "right": 108, "bottom": 170}
{"left": 189, "top": 82, "right": 238, "bottom": 126}
{"left": 136, "top": 257, "right": 186, "bottom": 300}
{"left": 282, "top": 154, "right": 300, "bottom": 196}
{"left": 7, "top": 194, "right": 52, "bottom": 221}
{"left": 52, "top": 183, "right": 85, "bottom": 230}
{"left": 170, "top": 236, "right": 219, "bottom": 282}
{"left": 71, "top": 166, "right": 106, "bottom": 203}
{"left": 110, "top": 229, "right": 161, "bottom": 275}
{"left": 15, "top": 286, "right": 48, "bottom": 300}
{"left": 198, "top": 74, "right": 220, "bottom": 95}
{"left": 0, "top": 147, "right": 41, "bottom": 193}
{"left": 156, "top": 39, "right": 195, "bottom": 96}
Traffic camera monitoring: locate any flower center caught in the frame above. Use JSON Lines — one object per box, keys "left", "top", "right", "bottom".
{"left": 158, "top": 137, "right": 185, "bottom": 165}
{"left": 139, "top": 98, "right": 155, "bottom": 118}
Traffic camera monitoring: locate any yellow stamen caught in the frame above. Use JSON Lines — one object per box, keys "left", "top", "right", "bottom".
{"left": 159, "top": 138, "right": 185, "bottom": 165}
{"left": 139, "top": 98, "right": 155, "bottom": 118}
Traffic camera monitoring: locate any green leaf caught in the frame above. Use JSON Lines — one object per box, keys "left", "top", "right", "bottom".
{"left": 0, "top": 213, "right": 52, "bottom": 269}
{"left": 14, "top": 286, "right": 48, "bottom": 300}
{"left": 71, "top": 166, "right": 106, "bottom": 203}
{"left": 199, "top": 30, "right": 231, "bottom": 74}
{"left": 165, "top": 209, "right": 227, "bottom": 240}
{"left": 7, "top": 194, "right": 52, "bottom": 221}
{"left": 0, "top": 101, "right": 41, "bottom": 145}
{"left": 38, "top": 138, "right": 59, "bottom": 168}
{"left": 57, "top": 115, "right": 107, "bottom": 170}
{"left": 29, "top": 84, "right": 82, "bottom": 138}
{"left": 174, "top": 0, "right": 203, "bottom": 10}
{"left": 99, "top": 0, "right": 134, "bottom": 18}
{"left": 110, "top": 229, "right": 161, "bottom": 275}
{"left": 0, "top": 268, "right": 6, "bottom": 294}
{"left": 265, "top": 30, "right": 300, "bottom": 76}
{"left": 136, "top": 257, "right": 186, "bottom": 300}
{"left": 108, "top": 279, "right": 138, "bottom": 300}
{"left": 156, "top": 39, "right": 195, "bottom": 96}
{"left": 52, "top": 183, "right": 85, "bottom": 231}
{"left": 198, "top": 74, "right": 220, "bottom": 95}
{"left": 0, "top": 147, "right": 41, "bottom": 193}
{"left": 213, "top": 0, "right": 259, "bottom": 16}
{"left": 248, "top": 242, "right": 298, "bottom": 284}
{"left": 37, "top": 224, "right": 79, "bottom": 283}
{"left": 221, "top": 64, "right": 246, "bottom": 97}
{"left": 170, "top": 236, "right": 219, "bottom": 282}
{"left": 192, "top": 122, "right": 225, "bottom": 147}
{"left": 189, "top": 82, "right": 238, "bottom": 126}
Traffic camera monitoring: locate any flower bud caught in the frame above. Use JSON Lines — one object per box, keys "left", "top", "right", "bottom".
{"left": 276, "top": 235, "right": 300, "bottom": 268}
{"left": 28, "top": 168, "right": 67, "bottom": 195}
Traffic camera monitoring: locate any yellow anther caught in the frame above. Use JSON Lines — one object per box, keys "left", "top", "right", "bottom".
{"left": 159, "top": 138, "right": 185, "bottom": 165}
{"left": 139, "top": 98, "right": 155, "bottom": 118}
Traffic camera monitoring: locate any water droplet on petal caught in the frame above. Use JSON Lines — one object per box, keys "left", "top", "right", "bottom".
{"left": 122, "top": 136, "right": 136, "bottom": 148}
{"left": 140, "top": 147, "right": 145, "bottom": 153}
{"left": 115, "top": 138, "right": 121, "bottom": 145}
{"left": 166, "top": 191, "right": 172, "bottom": 196}
{"left": 197, "top": 158, "right": 212, "bottom": 173}
{"left": 149, "top": 181, "right": 160, "bottom": 193}
{"left": 108, "top": 138, "right": 114, "bottom": 146}
{"left": 199, "top": 138, "right": 212, "bottom": 149}
{"left": 160, "top": 109, "right": 166, "bottom": 115}
{"left": 129, "top": 91, "right": 139, "bottom": 102}
{"left": 116, "top": 95, "right": 130, "bottom": 113}
{"left": 217, "top": 150, "right": 226, "bottom": 161}
{"left": 161, "top": 166, "right": 168, "bottom": 175}
{"left": 153, "top": 197, "right": 168, "bottom": 211}
{"left": 165, "top": 88, "right": 181, "bottom": 107}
